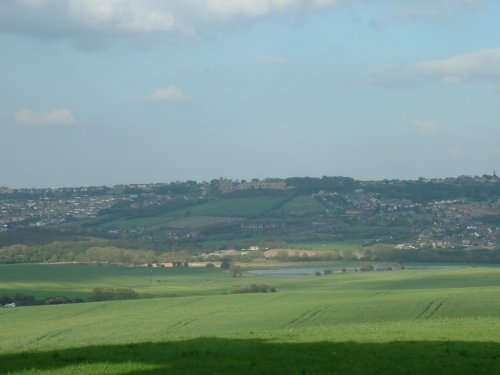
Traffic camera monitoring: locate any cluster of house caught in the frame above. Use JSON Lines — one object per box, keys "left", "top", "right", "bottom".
{"left": 0, "top": 182, "right": 211, "bottom": 232}
{"left": 143, "top": 261, "right": 217, "bottom": 268}
{"left": 2, "top": 176, "right": 500, "bottom": 251}
{"left": 218, "top": 178, "right": 288, "bottom": 193}
{"left": 0, "top": 195, "right": 117, "bottom": 231}
{"left": 141, "top": 246, "right": 264, "bottom": 268}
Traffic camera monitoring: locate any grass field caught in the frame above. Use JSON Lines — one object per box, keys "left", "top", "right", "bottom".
{"left": 0, "top": 264, "right": 234, "bottom": 299}
{"left": 110, "top": 196, "right": 290, "bottom": 229}
{"left": 269, "top": 195, "right": 325, "bottom": 217}
{"left": 164, "top": 216, "right": 243, "bottom": 229}
{"left": 1, "top": 265, "right": 500, "bottom": 374}
{"left": 287, "top": 240, "right": 364, "bottom": 253}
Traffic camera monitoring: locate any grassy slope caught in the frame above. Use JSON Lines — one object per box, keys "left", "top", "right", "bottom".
{"left": 165, "top": 216, "right": 242, "bottom": 229}
{"left": 0, "top": 264, "right": 232, "bottom": 299}
{"left": 110, "top": 196, "right": 290, "bottom": 229}
{"left": 1, "top": 267, "right": 500, "bottom": 374}
{"left": 286, "top": 240, "right": 364, "bottom": 252}
{"left": 268, "top": 195, "right": 325, "bottom": 217}
{"left": 2, "top": 263, "right": 500, "bottom": 299}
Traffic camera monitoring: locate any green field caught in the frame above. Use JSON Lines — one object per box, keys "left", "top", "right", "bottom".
{"left": 111, "top": 196, "right": 290, "bottom": 229}
{"left": 0, "top": 264, "right": 233, "bottom": 299}
{"left": 269, "top": 195, "right": 325, "bottom": 217}
{"left": 287, "top": 240, "right": 364, "bottom": 253}
{"left": 165, "top": 216, "right": 243, "bottom": 229}
{"left": 1, "top": 265, "right": 500, "bottom": 374}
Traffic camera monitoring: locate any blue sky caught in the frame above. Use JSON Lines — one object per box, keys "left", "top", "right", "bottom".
{"left": 1, "top": 0, "right": 499, "bottom": 187}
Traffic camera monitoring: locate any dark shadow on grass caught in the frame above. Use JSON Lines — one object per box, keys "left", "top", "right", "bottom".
{"left": 1, "top": 339, "right": 499, "bottom": 374}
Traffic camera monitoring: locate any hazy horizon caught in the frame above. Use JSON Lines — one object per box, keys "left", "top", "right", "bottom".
{"left": 2, "top": 1, "right": 499, "bottom": 188}
{"left": 4, "top": 172, "right": 499, "bottom": 190}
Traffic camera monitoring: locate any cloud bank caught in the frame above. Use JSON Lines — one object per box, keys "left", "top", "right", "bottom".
{"left": 15, "top": 108, "right": 77, "bottom": 127}
{"left": 0, "top": 0, "right": 345, "bottom": 42}
{"left": 371, "top": 48, "right": 500, "bottom": 87}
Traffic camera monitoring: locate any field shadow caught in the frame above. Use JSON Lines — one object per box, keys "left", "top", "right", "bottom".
{"left": 1, "top": 338, "right": 499, "bottom": 374}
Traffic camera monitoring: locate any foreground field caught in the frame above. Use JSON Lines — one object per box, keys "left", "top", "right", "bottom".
{"left": 1, "top": 337, "right": 499, "bottom": 374}
{"left": 0, "top": 264, "right": 235, "bottom": 299}
{"left": 1, "top": 266, "right": 500, "bottom": 374}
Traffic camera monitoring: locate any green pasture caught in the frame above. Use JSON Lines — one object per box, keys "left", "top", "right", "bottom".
{"left": 165, "top": 216, "right": 243, "bottom": 229}
{"left": 1, "top": 265, "right": 500, "bottom": 374}
{"left": 0, "top": 264, "right": 232, "bottom": 299}
{"left": 111, "top": 215, "right": 243, "bottom": 230}
{"left": 287, "top": 240, "right": 363, "bottom": 253}
{"left": 110, "top": 196, "right": 289, "bottom": 229}
{"left": 269, "top": 195, "right": 325, "bottom": 217}
{"left": 109, "top": 215, "right": 176, "bottom": 229}
{"left": 166, "top": 196, "right": 289, "bottom": 217}
{"left": 2, "top": 263, "right": 500, "bottom": 300}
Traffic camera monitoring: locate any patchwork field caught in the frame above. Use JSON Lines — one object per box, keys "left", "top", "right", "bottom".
{"left": 268, "top": 195, "right": 325, "bottom": 217}
{"left": 1, "top": 264, "right": 500, "bottom": 374}
{"left": 110, "top": 195, "right": 290, "bottom": 229}
{"left": 165, "top": 216, "right": 243, "bottom": 229}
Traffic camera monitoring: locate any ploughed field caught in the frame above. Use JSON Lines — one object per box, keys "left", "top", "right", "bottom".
{"left": 1, "top": 265, "right": 500, "bottom": 374}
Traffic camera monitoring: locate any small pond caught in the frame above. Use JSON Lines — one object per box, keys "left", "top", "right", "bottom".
{"left": 247, "top": 264, "right": 500, "bottom": 276}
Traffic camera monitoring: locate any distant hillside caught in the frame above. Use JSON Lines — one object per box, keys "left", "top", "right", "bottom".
{"left": 1, "top": 175, "right": 500, "bottom": 257}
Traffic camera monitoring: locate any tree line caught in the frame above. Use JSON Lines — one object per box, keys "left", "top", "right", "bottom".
{"left": 0, "top": 294, "right": 84, "bottom": 307}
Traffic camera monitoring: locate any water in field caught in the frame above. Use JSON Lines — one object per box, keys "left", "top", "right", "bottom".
{"left": 248, "top": 265, "right": 398, "bottom": 275}
{"left": 248, "top": 264, "right": 500, "bottom": 276}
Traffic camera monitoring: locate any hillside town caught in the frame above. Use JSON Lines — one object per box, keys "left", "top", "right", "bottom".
{"left": 1, "top": 175, "right": 500, "bottom": 250}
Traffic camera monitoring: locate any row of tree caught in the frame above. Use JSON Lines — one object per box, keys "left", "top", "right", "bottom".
{"left": 231, "top": 284, "right": 278, "bottom": 294}
{"left": 0, "top": 240, "right": 198, "bottom": 265}
{"left": 89, "top": 288, "right": 138, "bottom": 301}
{"left": 0, "top": 294, "right": 84, "bottom": 307}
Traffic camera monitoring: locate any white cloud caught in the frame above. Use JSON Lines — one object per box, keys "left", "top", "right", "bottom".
{"left": 15, "top": 108, "right": 77, "bottom": 127}
{"left": 203, "top": 0, "right": 296, "bottom": 18}
{"left": 372, "top": 48, "right": 500, "bottom": 87}
{"left": 0, "top": 0, "right": 485, "bottom": 38}
{"left": 202, "top": 0, "right": 344, "bottom": 18}
{"left": 0, "top": 0, "right": 345, "bottom": 42}
{"left": 254, "top": 56, "right": 291, "bottom": 65}
{"left": 147, "top": 85, "right": 188, "bottom": 101}
{"left": 67, "top": 1, "right": 179, "bottom": 34}
{"left": 412, "top": 120, "right": 438, "bottom": 132}
{"left": 414, "top": 48, "right": 500, "bottom": 83}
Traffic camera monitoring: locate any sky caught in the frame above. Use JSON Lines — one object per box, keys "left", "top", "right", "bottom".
{"left": 1, "top": 0, "right": 500, "bottom": 188}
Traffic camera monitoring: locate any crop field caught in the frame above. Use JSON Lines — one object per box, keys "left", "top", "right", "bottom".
{"left": 164, "top": 216, "right": 243, "bottom": 229}
{"left": 269, "top": 195, "right": 325, "bottom": 217}
{"left": 287, "top": 240, "right": 364, "bottom": 253}
{"left": 1, "top": 265, "right": 500, "bottom": 374}
{"left": 167, "top": 196, "right": 290, "bottom": 217}
{"left": 110, "top": 195, "right": 290, "bottom": 229}
{"left": 0, "top": 264, "right": 234, "bottom": 299}
{"left": 109, "top": 215, "right": 177, "bottom": 229}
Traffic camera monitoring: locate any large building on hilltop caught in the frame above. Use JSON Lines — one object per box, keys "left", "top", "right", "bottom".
{"left": 218, "top": 178, "right": 288, "bottom": 193}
